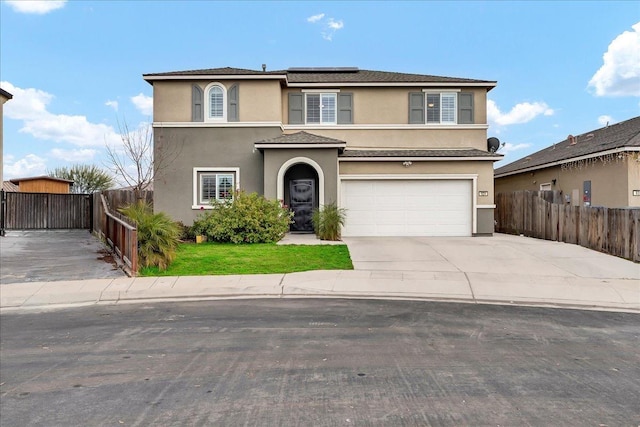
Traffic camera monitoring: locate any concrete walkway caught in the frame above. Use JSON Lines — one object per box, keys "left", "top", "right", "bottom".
{"left": 1, "top": 234, "right": 638, "bottom": 314}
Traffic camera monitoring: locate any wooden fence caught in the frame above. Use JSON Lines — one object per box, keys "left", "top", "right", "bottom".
{"left": 1, "top": 191, "right": 92, "bottom": 232}
{"left": 496, "top": 191, "right": 640, "bottom": 262}
{"left": 101, "top": 189, "right": 153, "bottom": 211}
{"left": 92, "top": 192, "right": 138, "bottom": 276}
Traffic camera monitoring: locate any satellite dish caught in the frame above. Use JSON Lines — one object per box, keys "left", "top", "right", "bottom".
{"left": 488, "top": 137, "right": 500, "bottom": 153}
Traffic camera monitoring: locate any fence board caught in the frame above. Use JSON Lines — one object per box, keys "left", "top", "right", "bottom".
{"left": 1, "top": 192, "right": 91, "bottom": 230}
{"left": 496, "top": 191, "right": 639, "bottom": 263}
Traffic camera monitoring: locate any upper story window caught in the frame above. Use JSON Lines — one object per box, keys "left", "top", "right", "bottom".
{"left": 409, "top": 91, "right": 474, "bottom": 125}
{"left": 426, "top": 92, "right": 456, "bottom": 124}
{"left": 306, "top": 93, "right": 337, "bottom": 124}
{"left": 288, "top": 91, "right": 352, "bottom": 125}
{"left": 205, "top": 83, "right": 227, "bottom": 121}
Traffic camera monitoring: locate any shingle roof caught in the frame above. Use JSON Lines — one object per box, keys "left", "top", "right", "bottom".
{"left": 340, "top": 149, "right": 501, "bottom": 158}
{"left": 283, "top": 69, "right": 494, "bottom": 85}
{"left": 143, "top": 66, "right": 496, "bottom": 86}
{"left": 255, "top": 131, "right": 346, "bottom": 145}
{"left": 495, "top": 116, "right": 640, "bottom": 176}
{"left": 143, "top": 67, "right": 284, "bottom": 77}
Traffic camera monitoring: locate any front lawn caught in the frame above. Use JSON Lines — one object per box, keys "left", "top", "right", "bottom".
{"left": 140, "top": 242, "right": 353, "bottom": 276}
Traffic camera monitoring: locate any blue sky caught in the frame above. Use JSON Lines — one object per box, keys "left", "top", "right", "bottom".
{"left": 1, "top": 0, "right": 638, "bottom": 181}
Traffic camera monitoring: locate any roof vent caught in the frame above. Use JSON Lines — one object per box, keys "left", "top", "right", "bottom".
{"left": 262, "top": 64, "right": 266, "bottom": 72}
{"left": 585, "top": 133, "right": 594, "bottom": 140}
{"left": 568, "top": 135, "right": 577, "bottom": 145}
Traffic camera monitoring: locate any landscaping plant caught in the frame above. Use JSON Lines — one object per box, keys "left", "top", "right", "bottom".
{"left": 192, "top": 191, "right": 293, "bottom": 243}
{"left": 119, "top": 201, "right": 180, "bottom": 271}
{"left": 312, "top": 202, "right": 347, "bottom": 241}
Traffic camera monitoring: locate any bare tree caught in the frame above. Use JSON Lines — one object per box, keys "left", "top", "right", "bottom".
{"left": 105, "top": 119, "right": 179, "bottom": 200}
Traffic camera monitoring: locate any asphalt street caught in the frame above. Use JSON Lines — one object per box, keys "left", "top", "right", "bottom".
{"left": 1, "top": 299, "right": 638, "bottom": 426}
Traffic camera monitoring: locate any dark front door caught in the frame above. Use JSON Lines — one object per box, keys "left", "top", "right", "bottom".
{"left": 289, "top": 179, "right": 314, "bottom": 232}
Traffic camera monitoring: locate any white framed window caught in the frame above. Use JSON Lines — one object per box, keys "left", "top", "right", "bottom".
{"left": 425, "top": 92, "right": 457, "bottom": 124}
{"left": 205, "top": 82, "right": 227, "bottom": 122}
{"left": 193, "top": 167, "right": 240, "bottom": 209}
{"left": 306, "top": 93, "right": 337, "bottom": 125}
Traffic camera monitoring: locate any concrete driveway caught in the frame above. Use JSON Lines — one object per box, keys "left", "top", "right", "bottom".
{"left": 343, "top": 234, "right": 640, "bottom": 280}
{"left": 0, "top": 230, "right": 126, "bottom": 284}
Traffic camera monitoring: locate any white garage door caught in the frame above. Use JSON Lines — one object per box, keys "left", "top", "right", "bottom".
{"left": 340, "top": 180, "right": 472, "bottom": 237}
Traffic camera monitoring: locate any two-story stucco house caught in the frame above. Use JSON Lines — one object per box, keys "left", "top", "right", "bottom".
{"left": 143, "top": 66, "right": 501, "bottom": 237}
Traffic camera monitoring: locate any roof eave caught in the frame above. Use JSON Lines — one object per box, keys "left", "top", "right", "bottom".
{"left": 495, "top": 146, "right": 640, "bottom": 178}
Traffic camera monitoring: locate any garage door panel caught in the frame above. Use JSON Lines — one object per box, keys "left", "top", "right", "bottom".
{"left": 341, "top": 179, "right": 471, "bottom": 237}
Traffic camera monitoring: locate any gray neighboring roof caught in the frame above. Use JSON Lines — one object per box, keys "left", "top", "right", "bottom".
{"left": 340, "top": 149, "right": 502, "bottom": 159}
{"left": 255, "top": 131, "right": 346, "bottom": 145}
{"left": 495, "top": 116, "right": 640, "bottom": 177}
{"left": 143, "top": 66, "right": 496, "bottom": 87}
{"left": 0, "top": 87, "right": 13, "bottom": 99}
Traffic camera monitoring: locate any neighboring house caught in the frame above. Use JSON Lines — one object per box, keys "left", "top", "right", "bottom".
{"left": 495, "top": 116, "right": 640, "bottom": 208}
{"left": 2, "top": 181, "right": 19, "bottom": 192}
{"left": 143, "top": 66, "right": 502, "bottom": 236}
{"left": 0, "top": 87, "right": 13, "bottom": 182}
{"left": 9, "top": 176, "right": 74, "bottom": 194}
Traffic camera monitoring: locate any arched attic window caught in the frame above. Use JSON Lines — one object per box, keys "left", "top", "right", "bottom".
{"left": 205, "top": 82, "right": 226, "bottom": 121}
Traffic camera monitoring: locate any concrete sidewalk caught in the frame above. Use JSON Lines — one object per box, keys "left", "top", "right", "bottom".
{"left": 1, "top": 268, "right": 638, "bottom": 313}
{"left": 1, "top": 233, "right": 638, "bottom": 313}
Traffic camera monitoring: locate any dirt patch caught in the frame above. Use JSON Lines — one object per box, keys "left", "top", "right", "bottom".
{"left": 97, "top": 249, "right": 118, "bottom": 270}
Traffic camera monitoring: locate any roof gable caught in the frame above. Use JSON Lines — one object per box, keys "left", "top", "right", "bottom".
{"left": 495, "top": 116, "right": 640, "bottom": 176}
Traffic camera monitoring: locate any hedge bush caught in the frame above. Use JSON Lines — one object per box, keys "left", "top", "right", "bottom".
{"left": 192, "top": 191, "right": 293, "bottom": 243}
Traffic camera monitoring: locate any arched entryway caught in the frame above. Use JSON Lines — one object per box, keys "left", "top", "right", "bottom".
{"left": 284, "top": 163, "right": 319, "bottom": 232}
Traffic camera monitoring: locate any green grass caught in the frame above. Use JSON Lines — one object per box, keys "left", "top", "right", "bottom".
{"left": 140, "top": 242, "right": 354, "bottom": 276}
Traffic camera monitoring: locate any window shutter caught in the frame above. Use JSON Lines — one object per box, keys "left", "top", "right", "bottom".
{"left": 458, "top": 92, "right": 474, "bottom": 124}
{"left": 408, "top": 92, "right": 424, "bottom": 124}
{"left": 192, "top": 84, "right": 204, "bottom": 122}
{"left": 337, "top": 92, "right": 353, "bottom": 124}
{"left": 289, "top": 93, "right": 304, "bottom": 124}
{"left": 228, "top": 84, "right": 239, "bottom": 122}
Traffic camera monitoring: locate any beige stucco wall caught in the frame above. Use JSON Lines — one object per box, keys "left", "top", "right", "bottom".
{"left": 282, "top": 87, "right": 488, "bottom": 125}
{"left": 289, "top": 128, "right": 487, "bottom": 151}
{"left": 152, "top": 80, "right": 282, "bottom": 123}
{"left": 495, "top": 157, "right": 640, "bottom": 208}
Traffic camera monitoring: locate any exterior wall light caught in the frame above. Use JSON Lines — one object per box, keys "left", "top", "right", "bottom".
{"left": 402, "top": 161, "right": 413, "bottom": 167}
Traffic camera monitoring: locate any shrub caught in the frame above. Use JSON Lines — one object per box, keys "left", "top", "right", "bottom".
{"left": 192, "top": 191, "right": 293, "bottom": 244}
{"left": 312, "top": 202, "right": 346, "bottom": 241}
{"left": 119, "top": 201, "right": 180, "bottom": 271}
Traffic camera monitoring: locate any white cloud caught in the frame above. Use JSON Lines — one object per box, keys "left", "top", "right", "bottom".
{"left": 6, "top": 0, "right": 66, "bottom": 14}
{"left": 3, "top": 154, "right": 48, "bottom": 180}
{"left": 1, "top": 81, "right": 121, "bottom": 147}
{"left": 487, "top": 99, "right": 554, "bottom": 126}
{"left": 597, "top": 115, "right": 614, "bottom": 127}
{"left": 588, "top": 22, "right": 640, "bottom": 97}
{"left": 307, "top": 13, "right": 325, "bottom": 23}
{"left": 327, "top": 18, "right": 344, "bottom": 30}
{"left": 50, "top": 148, "right": 97, "bottom": 162}
{"left": 307, "top": 12, "right": 344, "bottom": 41}
{"left": 105, "top": 100, "right": 119, "bottom": 111}
{"left": 131, "top": 93, "right": 153, "bottom": 116}
{"left": 500, "top": 142, "right": 532, "bottom": 154}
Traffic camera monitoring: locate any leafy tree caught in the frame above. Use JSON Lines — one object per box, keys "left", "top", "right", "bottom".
{"left": 48, "top": 164, "right": 115, "bottom": 194}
